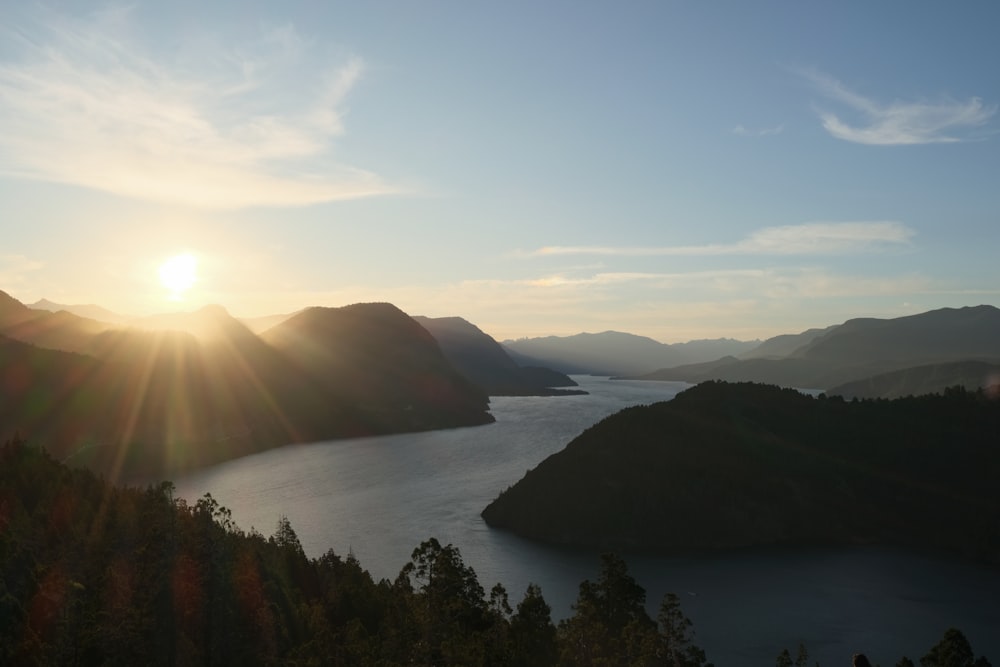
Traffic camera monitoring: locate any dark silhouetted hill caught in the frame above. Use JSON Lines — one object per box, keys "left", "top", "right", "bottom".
{"left": 0, "top": 295, "right": 494, "bottom": 477}
{"left": 482, "top": 381, "right": 1000, "bottom": 562}
{"left": 262, "top": 303, "right": 494, "bottom": 434}
{"left": 503, "top": 331, "right": 758, "bottom": 376}
{"left": 414, "top": 315, "right": 583, "bottom": 396}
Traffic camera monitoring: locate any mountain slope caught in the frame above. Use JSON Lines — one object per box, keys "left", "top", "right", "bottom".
{"left": 826, "top": 361, "right": 1000, "bottom": 399}
{"left": 795, "top": 305, "right": 1000, "bottom": 364}
{"left": 739, "top": 326, "right": 838, "bottom": 359}
{"left": 263, "top": 303, "right": 494, "bottom": 435}
{"left": 28, "top": 298, "right": 128, "bottom": 324}
{"left": 635, "top": 306, "right": 1000, "bottom": 390}
{"left": 414, "top": 316, "right": 581, "bottom": 396}
{"left": 0, "top": 290, "right": 38, "bottom": 327}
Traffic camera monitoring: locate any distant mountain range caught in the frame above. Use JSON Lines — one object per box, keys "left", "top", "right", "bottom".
{"left": 502, "top": 331, "right": 760, "bottom": 376}
{"left": 6, "top": 287, "right": 1000, "bottom": 476}
{"left": 630, "top": 305, "right": 1000, "bottom": 397}
{"left": 28, "top": 298, "right": 129, "bottom": 324}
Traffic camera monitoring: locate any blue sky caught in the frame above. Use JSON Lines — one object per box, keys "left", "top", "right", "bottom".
{"left": 1, "top": 1, "right": 998, "bottom": 342}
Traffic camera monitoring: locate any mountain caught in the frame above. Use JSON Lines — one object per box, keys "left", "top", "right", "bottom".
{"left": 126, "top": 304, "right": 259, "bottom": 343}
{"left": 29, "top": 298, "right": 128, "bottom": 324}
{"left": 1, "top": 308, "right": 116, "bottom": 353}
{"left": 634, "top": 306, "right": 1000, "bottom": 390}
{"left": 503, "top": 331, "right": 758, "bottom": 376}
{"left": 0, "top": 294, "right": 494, "bottom": 477}
{"left": 792, "top": 305, "right": 1000, "bottom": 364}
{"left": 1, "top": 290, "right": 118, "bottom": 354}
{"left": 738, "top": 326, "right": 838, "bottom": 359}
{"left": 413, "top": 316, "right": 582, "bottom": 396}
{"left": 482, "top": 381, "right": 1000, "bottom": 561}
{"left": 0, "top": 309, "right": 304, "bottom": 476}
{"left": 239, "top": 310, "right": 300, "bottom": 334}
{"left": 826, "top": 360, "right": 1000, "bottom": 400}
{"left": 0, "top": 290, "right": 41, "bottom": 327}
{"left": 262, "top": 303, "right": 494, "bottom": 436}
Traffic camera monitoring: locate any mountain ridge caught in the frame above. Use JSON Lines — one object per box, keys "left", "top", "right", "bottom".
{"left": 631, "top": 305, "right": 1000, "bottom": 394}
{"left": 0, "top": 294, "right": 494, "bottom": 477}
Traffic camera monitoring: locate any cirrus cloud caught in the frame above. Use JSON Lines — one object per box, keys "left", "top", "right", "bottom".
{"left": 0, "top": 9, "right": 396, "bottom": 208}
{"left": 528, "top": 221, "right": 915, "bottom": 257}
{"left": 801, "top": 70, "right": 996, "bottom": 145}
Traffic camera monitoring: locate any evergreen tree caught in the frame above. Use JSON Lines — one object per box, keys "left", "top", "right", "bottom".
{"left": 921, "top": 628, "right": 976, "bottom": 667}
{"left": 656, "top": 592, "right": 711, "bottom": 667}
{"left": 510, "top": 583, "right": 557, "bottom": 667}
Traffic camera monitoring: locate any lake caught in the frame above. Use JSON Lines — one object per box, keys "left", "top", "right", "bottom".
{"left": 172, "top": 376, "right": 1000, "bottom": 666}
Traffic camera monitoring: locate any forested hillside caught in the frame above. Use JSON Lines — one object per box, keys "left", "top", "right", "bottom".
{"left": 2, "top": 438, "right": 990, "bottom": 666}
{"left": 483, "top": 382, "right": 1000, "bottom": 562}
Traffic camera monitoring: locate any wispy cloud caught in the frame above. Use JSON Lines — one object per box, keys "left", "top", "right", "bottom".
{"left": 528, "top": 221, "right": 914, "bottom": 257}
{"left": 0, "top": 9, "right": 395, "bottom": 208}
{"left": 732, "top": 123, "right": 784, "bottom": 137}
{"left": 801, "top": 70, "right": 996, "bottom": 145}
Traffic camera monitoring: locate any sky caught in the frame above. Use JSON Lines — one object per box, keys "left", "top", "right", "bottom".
{"left": 1, "top": 1, "right": 998, "bottom": 343}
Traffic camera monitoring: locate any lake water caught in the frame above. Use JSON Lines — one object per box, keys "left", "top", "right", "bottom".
{"left": 171, "top": 376, "right": 1000, "bottom": 666}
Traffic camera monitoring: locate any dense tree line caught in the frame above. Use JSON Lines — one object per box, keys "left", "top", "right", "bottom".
{"left": 0, "top": 438, "right": 991, "bottom": 665}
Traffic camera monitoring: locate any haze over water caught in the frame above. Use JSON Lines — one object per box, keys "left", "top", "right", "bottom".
{"left": 172, "top": 377, "right": 1000, "bottom": 666}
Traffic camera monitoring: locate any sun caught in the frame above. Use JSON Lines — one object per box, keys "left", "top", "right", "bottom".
{"left": 158, "top": 253, "right": 198, "bottom": 299}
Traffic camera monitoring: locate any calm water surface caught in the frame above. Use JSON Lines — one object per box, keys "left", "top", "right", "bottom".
{"left": 172, "top": 377, "right": 999, "bottom": 666}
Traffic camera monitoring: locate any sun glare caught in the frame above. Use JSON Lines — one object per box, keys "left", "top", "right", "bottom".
{"left": 158, "top": 253, "right": 198, "bottom": 299}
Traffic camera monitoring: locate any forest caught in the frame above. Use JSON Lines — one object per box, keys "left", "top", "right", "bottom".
{"left": 1, "top": 437, "right": 992, "bottom": 666}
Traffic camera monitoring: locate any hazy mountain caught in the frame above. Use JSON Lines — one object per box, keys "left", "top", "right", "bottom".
{"left": 502, "top": 331, "right": 758, "bottom": 376}
{"left": 635, "top": 306, "right": 1000, "bottom": 390}
{"left": 482, "top": 381, "right": 1000, "bottom": 561}
{"left": 0, "top": 290, "right": 41, "bottom": 327}
{"left": 127, "top": 304, "right": 259, "bottom": 343}
{"left": 413, "top": 315, "right": 582, "bottom": 396}
{"left": 738, "top": 325, "right": 838, "bottom": 359}
{"left": 1, "top": 290, "right": 118, "bottom": 353}
{"left": 826, "top": 360, "right": 1000, "bottom": 400}
{"left": 632, "top": 356, "right": 847, "bottom": 390}
{"left": 238, "top": 310, "right": 300, "bottom": 334}
{"left": 29, "top": 298, "right": 128, "bottom": 324}
{"left": 793, "top": 305, "right": 1000, "bottom": 364}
